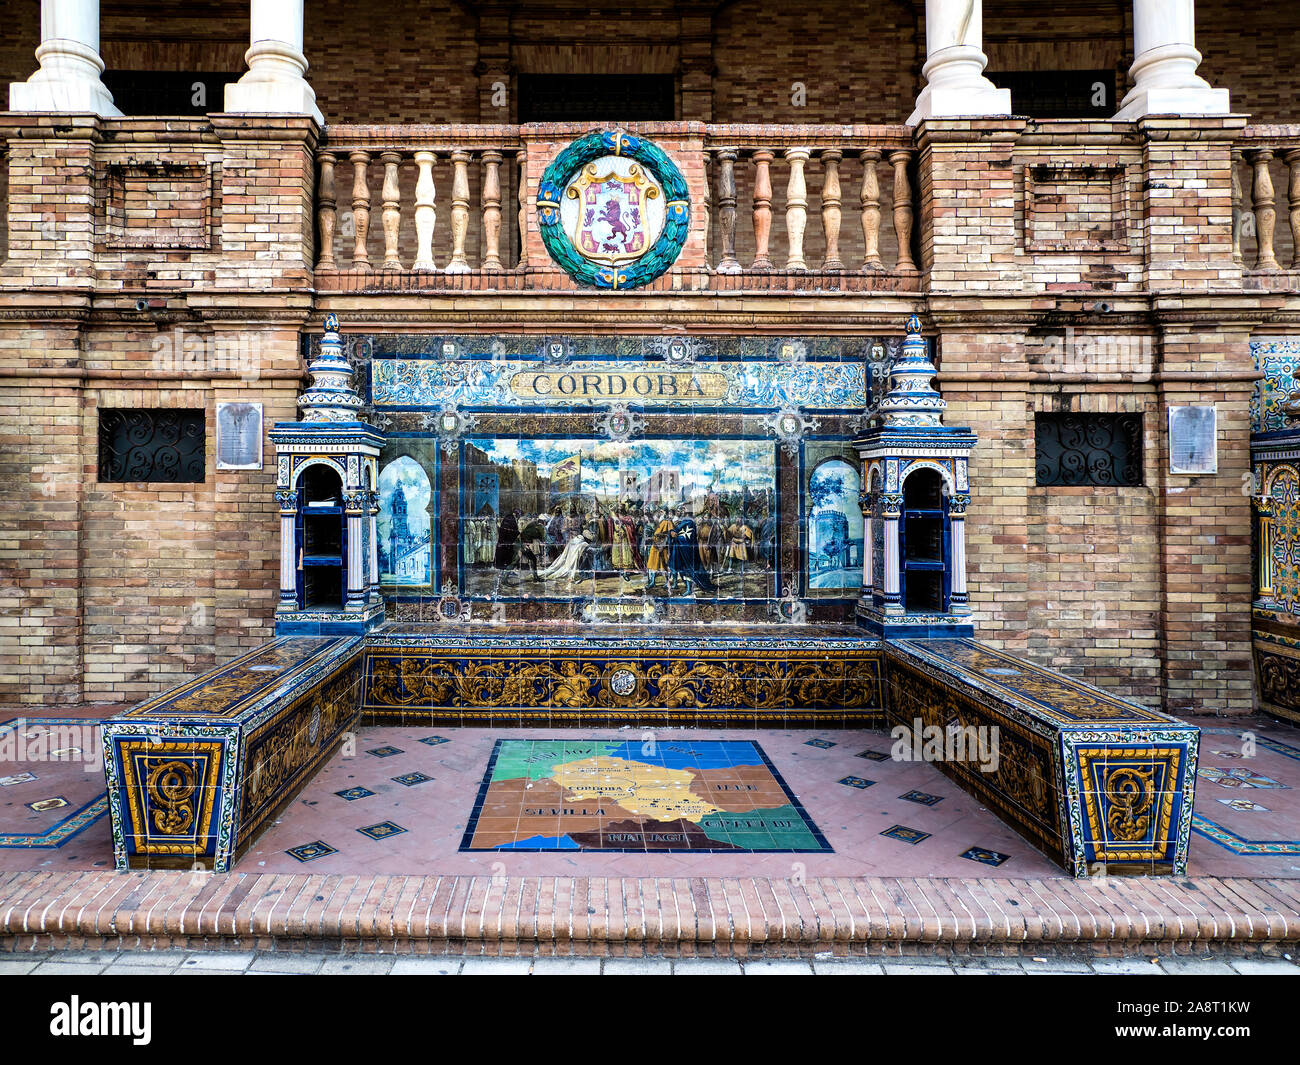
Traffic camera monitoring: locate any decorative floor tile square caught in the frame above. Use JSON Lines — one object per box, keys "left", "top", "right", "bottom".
{"left": 1198, "top": 767, "right": 1288, "bottom": 789}
{"left": 335, "top": 787, "right": 375, "bottom": 801}
{"left": 358, "top": 821, "right": 409, "bottom": 840}
{"left": 25, "top": 797, "right": 68, "bottom": 812}
{"left": 0, "top": 772, "right": 36, "bottom": 787}
{"left": 960, "top": 847, "right": 1010, "bottom": 867}
{"left": 881, "top": 825, "right": 930, "bottom": 845}
{"left": 366, "top": 746, "right": 404, "bottom": 758}
{"left": 899, "top": 790, "right": 943, "bottom": 807}
{"left": 418, "top": 736, "right": 450, "bottom": 747}
{"left": 461, "top": 738, "right": 831, "bottom": 853}
{"left": 286, "top": 841, "right": 337, "bottom": 863}
{"left": 838, "top": 776, "right": 875, "bottom": 790}
{"left": 856, "top": 749, "right": 890, "bottom": 762}
{"left": 1216, "top": 798, "right": 1269, "bottom": 812}
{"left": 804, "top": 739, "right": 837, "bottom": 749}
{"left": 392, "top": 772, "right": 432, "bottom": 787}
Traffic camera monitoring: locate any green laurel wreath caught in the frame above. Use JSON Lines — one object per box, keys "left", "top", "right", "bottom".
{"left": 536, "top": 129, "right": 690, "bottom": 290}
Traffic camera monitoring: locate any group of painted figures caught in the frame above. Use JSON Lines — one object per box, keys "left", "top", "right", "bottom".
{"left": 465, "top": 496, "right": 776, "bottom": 595}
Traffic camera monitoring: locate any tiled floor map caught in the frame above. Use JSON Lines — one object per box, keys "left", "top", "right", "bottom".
{"left": 460, "top": 739, "right": 831, "bottom": 852}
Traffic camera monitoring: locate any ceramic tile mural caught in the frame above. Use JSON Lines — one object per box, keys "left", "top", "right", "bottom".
{"left": 331, "top": 332, "right": 899, "bottom": 623}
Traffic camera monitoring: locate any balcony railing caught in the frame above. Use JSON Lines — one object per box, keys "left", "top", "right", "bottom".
{"left": 1236, "top": 125, "right": 1300, "bottom": 284}
{"left": 312, "top": 123, "right": 920, "bottom": 293}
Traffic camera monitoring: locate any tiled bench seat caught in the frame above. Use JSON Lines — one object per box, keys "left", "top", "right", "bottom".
{"left": 883, "top": 638, "right": 1200, "bottom": 876}
{"left": 102, "top": 636, "right": 364, "bottom": 871}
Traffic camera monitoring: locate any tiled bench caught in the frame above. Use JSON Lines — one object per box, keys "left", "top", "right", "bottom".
{"left": 883, "top": 638, "right": 1200, "bottom": 876}
{"left": 361, "top": 625, "right": 885, "bottom": 727}
{"left": 102, "top": 636, "right": 364, "bottom": 871}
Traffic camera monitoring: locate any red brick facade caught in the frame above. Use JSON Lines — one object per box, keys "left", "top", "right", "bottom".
{"left": 1, "top": 3, "right": 1297, "bottom": 716}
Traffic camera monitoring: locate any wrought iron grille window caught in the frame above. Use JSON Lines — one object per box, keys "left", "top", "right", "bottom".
{"left": 98, "top": 409, "right": 205, "bottom": 483}
{"left": 1034, "top": 413, "right": 1142, "bottom": 487}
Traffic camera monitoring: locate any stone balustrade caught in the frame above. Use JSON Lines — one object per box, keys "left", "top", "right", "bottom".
{"left": 702, "top": 127, "right": 918, "bottom": 282}
{"left": 1236, "top": 126, "right": 1300, "bottom": 281}
{"left": 313, "top": 123, "right": 919, "bottom": 292}
{"left": 315, "top": 126, "right": 525, "bottom": 287}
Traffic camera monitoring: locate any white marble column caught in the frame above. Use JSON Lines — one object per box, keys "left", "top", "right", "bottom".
{"left": 907, "top": 0, "right": 1010, "bottom": 125}
{"left": 1114, "top": 0, "right": 1229, "bottom": 119}
{"left": 9, "top": 0, "right": 120, "bottom": 116}
{"left": 224, "top": 0, "right": 324, "bottom": 124}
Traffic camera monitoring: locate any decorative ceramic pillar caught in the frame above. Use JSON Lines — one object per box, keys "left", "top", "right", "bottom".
{"left": 224, "top": 0, "right": 324, "bottom": 123}
{"left": 881, "top": 494, "right": 903, "bottom": 609}
{"left": 9, "top": 0, "right": 121, "bottom": 116}
{"left": 860, "top": 488, "right": 875, "bottom": 596}
{"left": 948, "top": 493, "right": 970, "bottom": 608}
{"left": 276, "top": 489, "right": 299, "bottom": 611}
{"left": 1113, "top": 0, "right": 1229, "bottom": 119}
{"left": 368, "top": 491, "right": 381, "bottom": 604}
{"left": 345, "top": 490, "right": 367, "bottom": 610}
{"left": 907, "top": 0, "right": 1010, "bottom": 125}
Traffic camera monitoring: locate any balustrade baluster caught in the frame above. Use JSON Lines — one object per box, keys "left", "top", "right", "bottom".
{"left": 412, "top": 150, "right": 437, "bottom": 271}
{"left": 784, "top": 148, "right": 810, "bottom": 271}
{"left": 702, "top": 153, "right": 712, "bottom": 269}
{"left": 447, "top": 149, "right": 472, "bottom": 273}
{"left": 380, "top": 151, "right": 402, "bottom": 269}
{"left": 860, "top": 149, "right": 882, "bottom": 271}
{"left": 349, "top": 150, "right": 371, "bottom": 267}
{"left": 516, "top": 149, "right": 528, "bottom": 270}
{"left": 482, "top": 150, "right": 503, "bottom": 270}
{"left": 751, "top": 149, "right": 775, "bottom": 272}
{"left": 1231, "top": 149, "right": 1244, "bottom": 265}
{"left": 1286, "top": 148, "right": 1300, "bottom": 270}
{"left": 316, "top": 151, "right": 337, "bottom": 270}
{"left": 820, "top": 149, "right": 843, "bottom": 271}
{"left": 1251, "top": 148, "right": 1279, "bottom": 271}
{"left": 889, "top": 149, "right": 915, "bottom": 272}
{"left": 715, "top": 148, "right": 740, "bottom": 274}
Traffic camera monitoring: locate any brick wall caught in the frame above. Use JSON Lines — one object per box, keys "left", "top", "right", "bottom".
{"left": 1, "top": 1, "right": 1296, "bottom": 125}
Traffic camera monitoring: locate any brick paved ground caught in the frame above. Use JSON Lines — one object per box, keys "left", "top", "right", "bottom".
{"left": 3, "top": 948, "right": 1298, "bottom": 975}
{"left": 2, "top": 871, "right": 1298, "bottom": 957}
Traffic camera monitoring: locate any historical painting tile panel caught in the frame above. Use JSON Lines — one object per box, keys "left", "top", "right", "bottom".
{"left": 341, "top": 332, "right": 900, "bottom": 625}
{"left": 461, "top": 738, "right": 833, "bottom": 853}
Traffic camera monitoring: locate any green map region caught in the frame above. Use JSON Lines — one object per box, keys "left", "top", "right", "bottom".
{"left": 460, "top": 739, "right": 832, "bottom": 852}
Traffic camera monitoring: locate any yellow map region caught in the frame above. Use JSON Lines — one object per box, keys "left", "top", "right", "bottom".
{"left": 549, "top": 756, "right": 721, "bottom": 823}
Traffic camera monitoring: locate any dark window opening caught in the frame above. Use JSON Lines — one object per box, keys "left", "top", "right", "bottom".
{"left": 101, "top": 70, "right": 239, "bottom": 116}
{"left": 518, "top": 74, "right": 676, "bottom": 123}
{"left": 1035, "top": 412, "right": 1143, "bottom": 487}
{"left": 98, "top": 408, "right": 205, "bottom": 483}
{"left": 990, "top": 70, "right": 1118, "bottom": 119}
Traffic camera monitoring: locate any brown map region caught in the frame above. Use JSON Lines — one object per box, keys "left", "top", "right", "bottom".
{"left": 469, "top": 773, "right": 644, "bottom": 848}
{"left": 685, "top": 764, "right": 792, "bottom": 812}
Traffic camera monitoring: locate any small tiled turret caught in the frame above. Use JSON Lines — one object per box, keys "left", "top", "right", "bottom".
{"left": 298, "top": 313, "right": 366, "bottom": 423}
{"left": 873, "top": 313, "right": 947, "bottom": 428}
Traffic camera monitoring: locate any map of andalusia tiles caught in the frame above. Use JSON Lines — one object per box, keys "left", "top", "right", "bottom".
{"left": 461, "top": 739, "right": 831, "bottom": 852}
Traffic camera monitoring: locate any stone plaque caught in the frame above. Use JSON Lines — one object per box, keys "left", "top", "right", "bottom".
{"left": 216, "top": 401, "right": 263, "bottom": 470}
{"left": 1168, "top": 405, "right": 1216, "bottom": 475}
